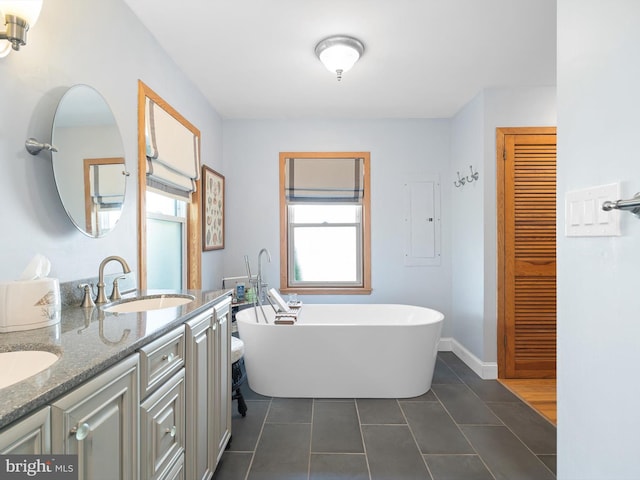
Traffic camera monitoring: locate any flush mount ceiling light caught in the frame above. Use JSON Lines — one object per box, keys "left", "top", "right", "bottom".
{"left": 315, "top": 35, "right": 364, "bottom": 81}
{"left": 0, "top": 0, "right": 43, "bottom": 58}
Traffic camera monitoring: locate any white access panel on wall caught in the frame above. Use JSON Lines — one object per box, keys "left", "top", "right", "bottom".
{"left": 403, "top": 176, "right": 441, "bottom": 266}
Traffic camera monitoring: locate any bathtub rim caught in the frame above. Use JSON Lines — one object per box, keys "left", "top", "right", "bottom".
{"left": 235, "top": 303, "right": 444, "bottom": 327}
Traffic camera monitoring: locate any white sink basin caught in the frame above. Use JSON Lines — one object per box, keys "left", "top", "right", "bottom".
{"left": 0, "top": 350, "right": 59, "bottom": 390}
{"left": 102, "top": 294, "right": 195, "bottom": 313}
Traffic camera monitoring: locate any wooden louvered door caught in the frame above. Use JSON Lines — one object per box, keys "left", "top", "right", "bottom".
{"left": 497, "top": 127, "right": 556, "bottom": 379}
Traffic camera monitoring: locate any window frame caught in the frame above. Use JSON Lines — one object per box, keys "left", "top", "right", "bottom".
{"left": 279, "top": 152, "right": 372, "bottom": 295}
{"left": 137, "top": 81, "right": 201, "bottom": 290}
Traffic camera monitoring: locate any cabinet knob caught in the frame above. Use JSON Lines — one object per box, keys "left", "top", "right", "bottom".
{"left": 161, "top": 352, "right": 175, "bottom": 363}
{"left": 165, "top": 425, "right": 177, "bottom": 438}
{"left": 70, "top": 422, "right": 91, "bottom": 441}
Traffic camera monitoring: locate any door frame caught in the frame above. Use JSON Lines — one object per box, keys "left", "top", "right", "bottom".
{"left": 496, "top": 126, "right": 557, "bottom": 378}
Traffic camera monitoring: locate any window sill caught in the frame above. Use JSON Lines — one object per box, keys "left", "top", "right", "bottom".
{"left": 279, "top": 287, "right": 372, "bottom": 295}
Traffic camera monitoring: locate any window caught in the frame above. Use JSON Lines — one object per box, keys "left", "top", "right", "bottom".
{"left": 279, "top": 152, "right": 371, "bottom": 294}
{"left": 146, "top": 190, "right": 187, "bottom": 290}
{"left": 137, "top": 81, "right": 202, "bottom": 290}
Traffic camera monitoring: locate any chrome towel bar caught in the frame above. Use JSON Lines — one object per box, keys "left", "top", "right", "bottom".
{"left": 602, "top": 192, "right": 640, "bottom": 218}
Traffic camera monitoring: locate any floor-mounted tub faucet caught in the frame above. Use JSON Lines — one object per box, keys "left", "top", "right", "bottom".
{"left": 257, "top": 248, "right": 271, "bottom": 303}
{"left": 95, "top": 256, "right": 131, "bottom": 304}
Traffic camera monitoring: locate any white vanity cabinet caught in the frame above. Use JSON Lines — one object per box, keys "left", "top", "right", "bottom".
{"left": 0, "top": 406, "right": 50, "bottom": 454}
{"left": 139, "top": 325, "right": 186, "bottom": 480}
{"left": 184, "top": 295, "right": 232, "bottom": 480}
{"left": 0, "top": 293, "right": 232, "bottom": 480}
{"left": 51, "top": 353, "right": 139, "bottom": 480}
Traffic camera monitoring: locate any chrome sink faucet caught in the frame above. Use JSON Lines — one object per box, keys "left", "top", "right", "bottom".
{"left": 257, "top": 248, "right": 271, "bottom": 303}
{"left": 95, "top": 256, "right": 131, "bottom": 304}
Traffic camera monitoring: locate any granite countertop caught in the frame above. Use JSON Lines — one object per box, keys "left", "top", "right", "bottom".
{"left": 0, "top": 289, "right": 231, "bottom": 430}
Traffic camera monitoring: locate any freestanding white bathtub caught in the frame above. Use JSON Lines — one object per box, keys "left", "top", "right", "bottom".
{"left": 235, "top": 304, "right": 444, "bottom": 398}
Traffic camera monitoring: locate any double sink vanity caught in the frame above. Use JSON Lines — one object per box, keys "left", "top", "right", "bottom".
{"left": 0, "top": 288, "right": 233, "bottom": 480}
{"left": 4, "top": 81, "right": 232, "bottom": 478}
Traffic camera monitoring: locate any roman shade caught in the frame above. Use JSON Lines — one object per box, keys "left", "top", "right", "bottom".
{"left": 145, "top": 98, "right": 200, "bottom": 199}
{"left": 285, "top": 157, "right": 364, "bottom": 202}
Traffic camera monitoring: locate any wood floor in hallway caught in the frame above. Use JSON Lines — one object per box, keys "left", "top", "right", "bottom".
{"left": 498, "top": 378, "right": 557, "bottom": 425}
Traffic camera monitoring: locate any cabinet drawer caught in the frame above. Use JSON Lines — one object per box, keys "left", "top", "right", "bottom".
{"left": 141, "top": 369, "right": 185, "bottom": 480}
{"left": 140, "top": 325, "right": 185, "bottom": 398}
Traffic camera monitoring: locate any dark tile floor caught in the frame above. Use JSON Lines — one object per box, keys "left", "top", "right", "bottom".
{"left": 213, "top": 352, "right": 556, "bottom": 480}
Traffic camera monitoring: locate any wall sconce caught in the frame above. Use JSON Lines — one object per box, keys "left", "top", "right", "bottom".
{"left": 0, "top": 0, "right": 43, "bottom": 58}
{"left": 315, "top": 35, "right": 364, "bottom": 81}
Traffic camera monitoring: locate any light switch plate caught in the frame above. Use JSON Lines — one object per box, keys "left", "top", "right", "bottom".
{"left": 565, "top": 183, "right": 621, "bottom": 236}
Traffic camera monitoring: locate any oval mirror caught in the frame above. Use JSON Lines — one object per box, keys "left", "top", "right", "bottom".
{"left": 52, "top": 85, "right": 126, "bottom": 238}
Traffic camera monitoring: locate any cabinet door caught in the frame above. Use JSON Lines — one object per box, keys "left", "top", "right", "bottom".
{"left": 184, "top": 310, "right": 215, "bottom": 480}
{"left": 162, "top": 453, "right": 184, "bottom": 480}
{"left": 213, "top": 296, "right": 232, "bottom": 462}
{"left": 140, "top": 369, "right": 185, "bottom": 480}
{"left": 51, "top": 354, "right": 139, "bottom": 480}
{"left": 0, "top": 406, "right": 50, "bottom": 454}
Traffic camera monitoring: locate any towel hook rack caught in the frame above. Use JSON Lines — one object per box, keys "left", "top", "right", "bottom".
{"left": 454, "top": 165, "right": 479, "bottom": 188}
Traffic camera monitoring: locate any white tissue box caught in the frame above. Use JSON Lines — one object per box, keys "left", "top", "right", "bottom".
{"left": 0, "top": 278, "right": 61, "bottom": 333}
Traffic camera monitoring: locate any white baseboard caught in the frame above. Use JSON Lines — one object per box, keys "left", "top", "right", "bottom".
{"left": 438, "top": 337, "right": 497, "bottom": 380}
{"left": 437, "top": 337, "right": 454, "bottom": 351}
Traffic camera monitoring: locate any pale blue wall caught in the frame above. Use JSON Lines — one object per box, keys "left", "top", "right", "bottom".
{"left": 450, "top": 87, "right": 556, "bottom": 363}
{"left": 0, "top": 0, "right": 224, "bottom": 289}
{"left": 8, "top": 0, "right": 640, "bottom": 475}
{"left": 451, "top": 92, "right": 486, "bottom": 358}
{"left": 0, "top": 0, "right": 558, "bottom": 368}
{"left": 222, "top": 119, "right": 454, "bottom": 336}
{"left": 557, "top": 1, "right": 640, "bottom": 477}
{"left": 223, "top": 88, "right": 556, "bottom": 353}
